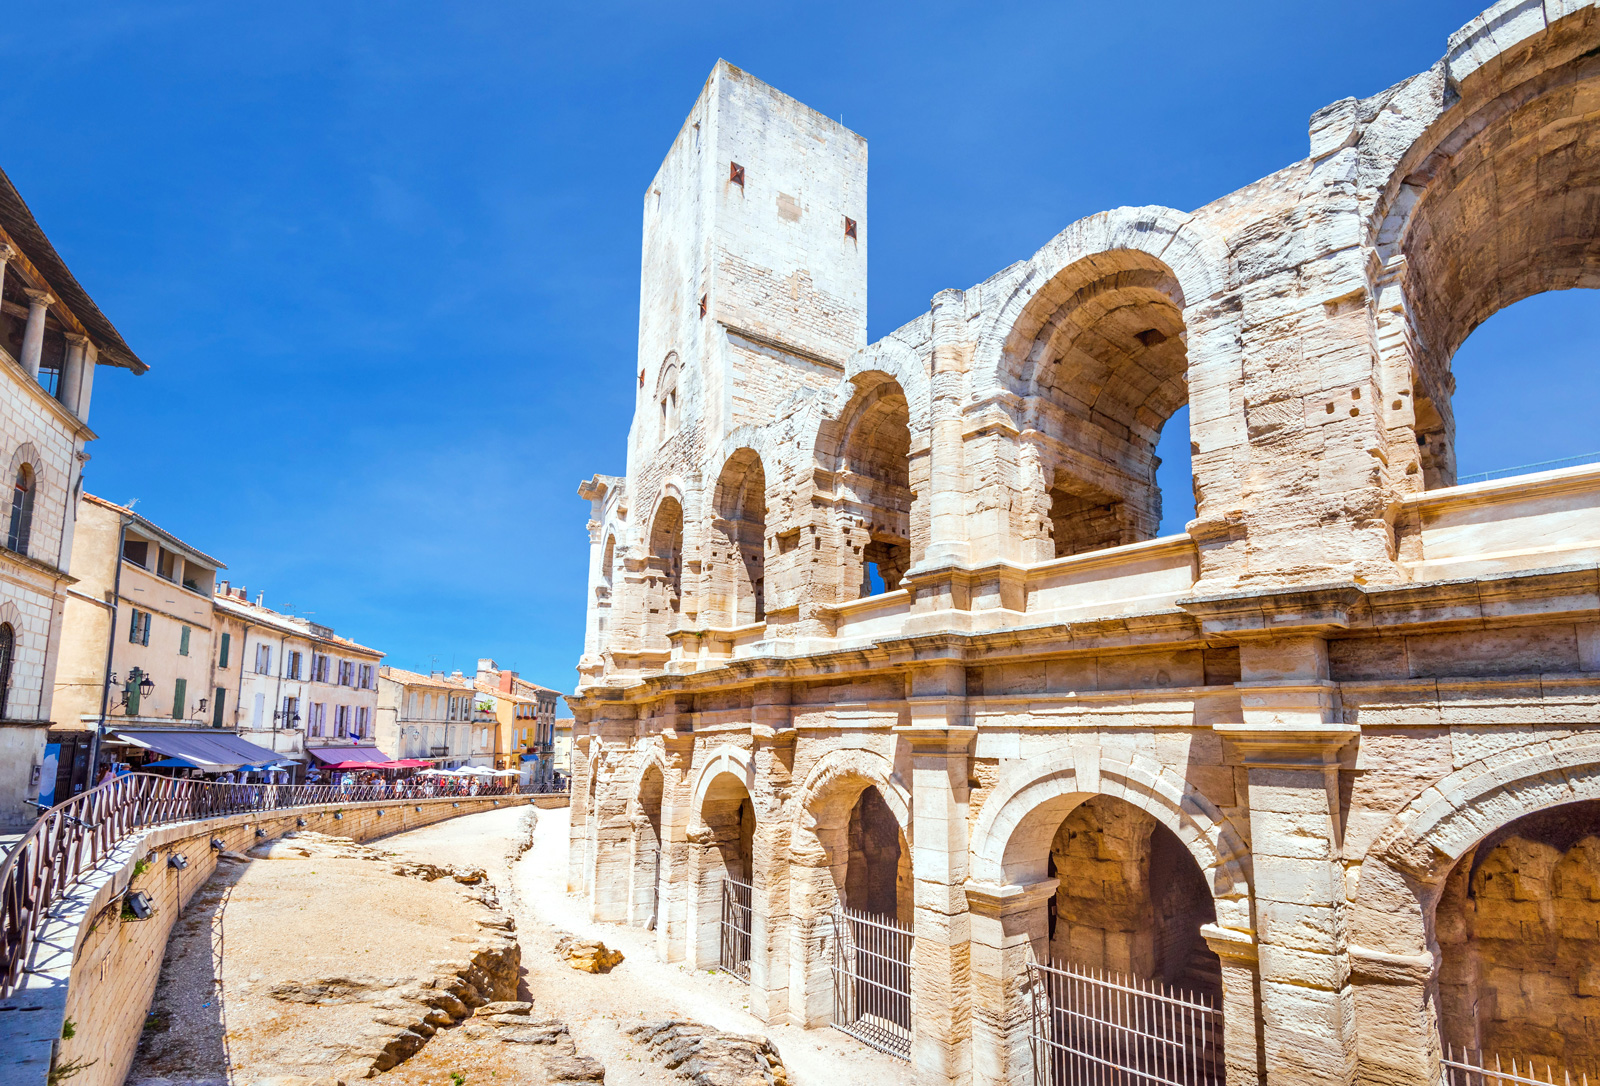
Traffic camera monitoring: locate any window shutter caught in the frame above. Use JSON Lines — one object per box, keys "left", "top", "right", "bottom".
{"left": 172, "top": 677, "right": 187, "bottom": 720}
{"left": 129, "top": 609, "right": 139, "bottom": 643}
{"left": 142, "top": 613, "right": 151, "bottom": 646}
{"left": 212, "top": 688, "right": 226, "bottom": 728}
{"left": 179, "top": 626, "right": 191, "bottom": 656}
{"left": 219, "top": 632, "right": 230, "bottom": 668}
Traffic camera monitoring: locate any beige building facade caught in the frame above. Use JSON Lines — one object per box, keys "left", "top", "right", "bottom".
{"left": 0, "top": 169, "right": 146, "bottom": 826}
{"left": 53, "top": 496, "right": 223, "bottom": 748}
{"left": 375, "top": 667, "right": 479, "bottom": 767}
{"left": 569, "top": 9, "right": 1600, "bottom": 1086}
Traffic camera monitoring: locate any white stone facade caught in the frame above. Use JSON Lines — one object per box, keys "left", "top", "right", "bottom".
{"left": 0, "top": 167, "right": 146, "bottom": 828}
{"left": 571, "top": 7, "right": 1600, "bottom": 1086}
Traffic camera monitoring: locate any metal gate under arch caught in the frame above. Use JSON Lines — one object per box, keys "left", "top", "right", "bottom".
{"left": 719, "top": 877, "right": 753, "bottom": 981}
{"left": 830, "top": 905, "right": 913, "bottom": 1060}
{"left": 1028, "top": 960, "right": 1223, "bottom": 1086}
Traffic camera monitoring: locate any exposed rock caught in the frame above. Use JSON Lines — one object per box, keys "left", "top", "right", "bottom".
{"left": 475, "top": 1000, "right": 534, "bottom": 1016}
{"left": 554, "top": 933, "right": 624, "bottom": 973}
{"left": 627, "top": 1020, "right": 787, "bottom": 1086}
{"left": 545, "top": 1054, "right": 606, "bottom": 1082}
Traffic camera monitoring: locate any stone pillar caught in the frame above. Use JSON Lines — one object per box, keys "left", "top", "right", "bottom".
{"left": 899, "top": 670, "right": 975, "bottom": 1086}
{"left": 787, "top": 828, "right": 838, "bottom": 1027}
{"left": 76, "top": 340, "right": 98, "bottom": 424}
{"left": 568, "top": 730, "right": 594, "bottom": 894}
{"left": 748, "top": 724, "right": 795, "bottom": 1023}
{"left": 1217, "top": 634, "right": 1357, "bottom": 1086}
{"left": 0, "top": 244, "right": 12, "bottom": 316}
{"left": 1202, "top": 922, "right": 1266, "bottom": 1085}
{"left": 21, "top": 288, "right": 54, "bottom": 380}
{"left": 59, "top": 333, "right": 88, "bottom": 415}
{"left": 919, "top": 288, "right": 971, "bottom": 569}
{"left": 966, "top": 879, "right": 1056, "bottom": 1086}
{"left": 655, "top": 727, "right": 695, "bottom": 962}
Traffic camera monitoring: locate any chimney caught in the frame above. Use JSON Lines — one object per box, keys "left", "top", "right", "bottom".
{"left": 256, "top": 592, "right": 265, "bottom": 607}
{"left": 218, "top": 580, "right": 230, "bottom": 596}
{"left": 430, "top": 670, "right": 445, "bottom": 680}
{"left": 499, "top": 670, "right": 515, "bottom": 693}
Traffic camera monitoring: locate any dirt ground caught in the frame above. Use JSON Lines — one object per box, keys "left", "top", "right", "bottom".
{"left": 126, "top": 805, "right": 912, "bottom": 1086}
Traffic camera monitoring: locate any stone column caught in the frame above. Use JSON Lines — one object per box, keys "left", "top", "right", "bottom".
{"left": 1217, "top": 634, "right": 1357, "bottom": 1086}
{"left": 568, "top": 730, "right": 594, "bottom": 894}
{"left": 59, "top": 333, "right": 88, "bottom": 416}
{"left": 76, "top": 339, "right": 98, "bottom": 424}
{"left": 899, "top": 671, "right": 976, "bottom": 1086}
{"left": 919, "top": 288, "right": 971, "bottom": 570}
{"left": 21, "top": 288, "right": 54, "bottom": 380}
{"left": 1202, "top": 922, "right": 1266, "bottom": 1085}
{"left": 966, "top": 879, "right": 1057, "bottom": 1086}
{"left": 655, "top": 726, "right": 695, "bottom": 962}
{"left": 0, "top": 244, "right": 12, "bottom": 315}
{"left": 748, "top": 723, "right": 795, "bottom": 1023}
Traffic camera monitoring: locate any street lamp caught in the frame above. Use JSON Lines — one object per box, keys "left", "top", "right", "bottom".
{"left": 112, "top": 668, "right": 156, "bottom": 712}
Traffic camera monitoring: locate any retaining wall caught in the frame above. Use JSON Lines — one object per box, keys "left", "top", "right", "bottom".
{"left": 0, "top": 791, "right": 570, "bottom": 1086}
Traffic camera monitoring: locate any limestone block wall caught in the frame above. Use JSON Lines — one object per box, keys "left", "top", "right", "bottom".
{"left": 571, "top": 5, "right": 1600, "bottom": 1086}
{"left": 0, "top": 793, "right": 560, "bottom": 1086}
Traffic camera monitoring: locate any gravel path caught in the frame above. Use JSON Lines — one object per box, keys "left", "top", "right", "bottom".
{"left": 388, "top": 804, "right": 913, "bottom": 1086}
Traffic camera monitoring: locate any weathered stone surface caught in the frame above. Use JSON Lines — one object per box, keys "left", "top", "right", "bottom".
{"left": 554, "top": 933, "right": 624, "bottom": 973}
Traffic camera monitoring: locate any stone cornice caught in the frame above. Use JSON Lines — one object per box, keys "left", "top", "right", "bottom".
{"left": 964, "top": 877, "right": 1058, "bottom": 917}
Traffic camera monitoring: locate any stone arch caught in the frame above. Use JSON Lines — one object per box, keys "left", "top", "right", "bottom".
{"left": 707, "top": 447, "right": 767, "bottom": 626}
{"left": 6, "top": 441, "right": 43, "bottom": 486}
{"left": 793, "top": 748, "right": 912, "bottom": 917}
{"left": 813, "top": 371, "right": 919, "bottom": 597}
{"left": 1349, "top": 737, "right": 1600, "bottom": 1084}
{"left": 628, "top": 751, "right": 668, "bottom": 928}
{"left": 1363, "top": 2, "right": 1600, "bottom": 488}
{"left": 970, "top": 748, "right": 1251, "bottom": 931}
{"left": 687, "top": 744, "right": 759, "bottom": 824}
{"left": 686, "top": 745, "right": 760, "bottom": 968}
{"left": 644, "top": 492, "right": 685, "bottom": 642}
{"left": 655, "top": 351, "right": 681, "bottom": 440}
{"left": 970, "top": 205, "right": 1228, "bottom": 400}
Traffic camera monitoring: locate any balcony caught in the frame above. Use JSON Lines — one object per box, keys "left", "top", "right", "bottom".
{"left": 429, "top": 746, "right": 448, "bottom": 758}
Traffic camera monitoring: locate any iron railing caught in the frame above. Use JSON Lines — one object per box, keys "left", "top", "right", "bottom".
{"left": 719, "top": 876, "right": 753, "bottom": 981}
{"left": 1442, "top": 1046, "right": 1590, "bottom": 1085}
{"left": 830, "top": 904, "right": 913, "bottom": 1060}
{"left": 1028, "top": 960, "right": 1222, "bottom": 1086}
{"left": 0, "top": 772, "right": 543, "bottom": 997}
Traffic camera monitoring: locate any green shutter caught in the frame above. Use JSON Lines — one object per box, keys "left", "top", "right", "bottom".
{"left": 212, "top": 687, "right": 226, "bottom": 728}
{"left": 128, "top": 609, "right": 140, "bottom": 643}
{"left": 172, "top": 677, "right": 187, "bottom": 720}
{"left": 179, "top": 626, "right": 191, "bottom": 656}
{"left": 141, "top": 613, "right": 150, "bottom": 647}
{"left": 219, "top": 632, "right": 230, "bottom": 668}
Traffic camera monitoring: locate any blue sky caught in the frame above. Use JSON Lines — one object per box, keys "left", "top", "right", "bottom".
{"left": 4, "top": 2, "right": 1594, "bottom": 690}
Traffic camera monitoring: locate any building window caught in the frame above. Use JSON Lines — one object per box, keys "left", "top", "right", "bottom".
{"left": 337, "top": 660, "right": 353, "bottom": 686}
{"left": 355, "top": 705, "right": 369, "bottom": 738}
{"left": 172, "top": 677, "right": 187, "bottom": 721}
{"left": 0, "top": 623, "right": 13, "bottom": 720}
{"left": 6, "top": 465, "right": 35, "bottom": 556}
{"left": 212, "top": 687, "right": 226, "bottom": 729}
{"left": 287, "top": 650, "right": 303, "bottom": 680}
{"left": 282, "top": 695, "right": 298, "bottom": 729}
{"left": 335, "top": 704, "right": 350, "bottom": 738}
{"left": 128, "top": 609, "right": 151, "bottom": 646}
{"left": 156, "top": 548, "right": 178, "bottom": 583}
{"left": 218, "top": 632, "right": 230, "bottom": 668}
{"left": 312, "top": 653, "right": 330, "bottom": 683}
{"left": 309, "top": 702, "right": 326, "bottom": 737}
{"left": 179, "top": 625, "right": 191, "bottom": 656}
{"left": 359, "top": 664, "right": 374, "bottom": 689}
{"left": 122, "top": 538, "right": 149, "bottom": 567}
{"left": 253, "top": 692, "right": 265, "bottom": 728}
{"left": 255, "top": 643, "right": 272, "bottom": 674}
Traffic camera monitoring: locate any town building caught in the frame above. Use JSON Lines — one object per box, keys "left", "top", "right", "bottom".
{"left": 51, "top": 496, "right": 224, "bottom": 796}
{"left": 209, "top": 586, "right": 385, "bottom": 775}
{"left": 552, "top": 717, "right": 572, "bottom": 788}
{"left": 568, "top": 13, "right": 1600, "bottom": 1086}
{"left": 374, "top": 666, "right": 478, "bottom": 768}
{"left": 0, "top": 169, "right": 147, "bottom": 826}
{"left": 473, "top": 658, "right": 561, "bottom": 784}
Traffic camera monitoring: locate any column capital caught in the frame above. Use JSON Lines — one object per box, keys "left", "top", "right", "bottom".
{"left": 964, "top": 877, "right": 1058, "bottom": 918}
{"left": 1200, "top": 922, "right": 1259, "bottom": 964}
{"left": 1214, "top": 718, "right": 1357, "bottom": 767}
{"left": 0, "top": 243, "right": 15, "bottom": 264}
{"left": 23, "top": 287, "right": 55, "bottom": 308}
{"left": 64, "top": 332, "right": 92, "bottom": 349}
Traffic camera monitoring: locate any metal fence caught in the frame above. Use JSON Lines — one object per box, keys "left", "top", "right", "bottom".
{"left": 0, "top": 772, "right": 543, "bottom": 997}
{"left": 719, "top": 876, "right": 753, "bottom": 982}
{"left": 1442, "top": 1046, "right": 1590, "bottom": 1086}
{"left": 1028, "top": 960, "right": 1222, "bottom": 1086}
{"left": 830, "top": 904, "right": 913, "bottom": 1060}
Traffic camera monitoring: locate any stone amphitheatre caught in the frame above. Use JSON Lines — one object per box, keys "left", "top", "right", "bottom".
{"left": 567, "top": 3, "right": 1600, "bottom": 1085}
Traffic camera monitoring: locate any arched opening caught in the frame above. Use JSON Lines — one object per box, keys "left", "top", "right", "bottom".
{"left": 843, "top": 785, "right": 912, "bottom": 927}
{"left": 646, "top": 497, "right": 684, "bottom": 640}
{"left": 710, "top": 449, "right": 766, "bottom": 626}
{"left": 1045, "top": 796, "right": 1218, "bottom": 996}
{"left": 7, "top": 464, "right": 35, "bottom": 556}
{"left": 1435, "top": 799, "right": 1600, "bottom": 1077}
{"left": 595, "top": 534, "right": 616, "bottom": 648}
{"left": 632, "top": 763, "right": 664, "bottom": 928}
{"left": 1395, "top": 51, "right": 1600, "bottom": 490}
{"left": 1009, "top": 252, "right": 1190, "bottom": 558}
{"left": 0, "top": 623, "right": 13, "bottom": 721}
{"left": 835, "top": 376, "right": 915, "bottom": 597}
{"left": 695, "top": 770, "right": 756, "bottom": 972}
{"left": 656, "top": 353, "right": 681, "bottom": 443}
{"left": 1441, "top": 290, "right": 1600, "bottom": 483}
